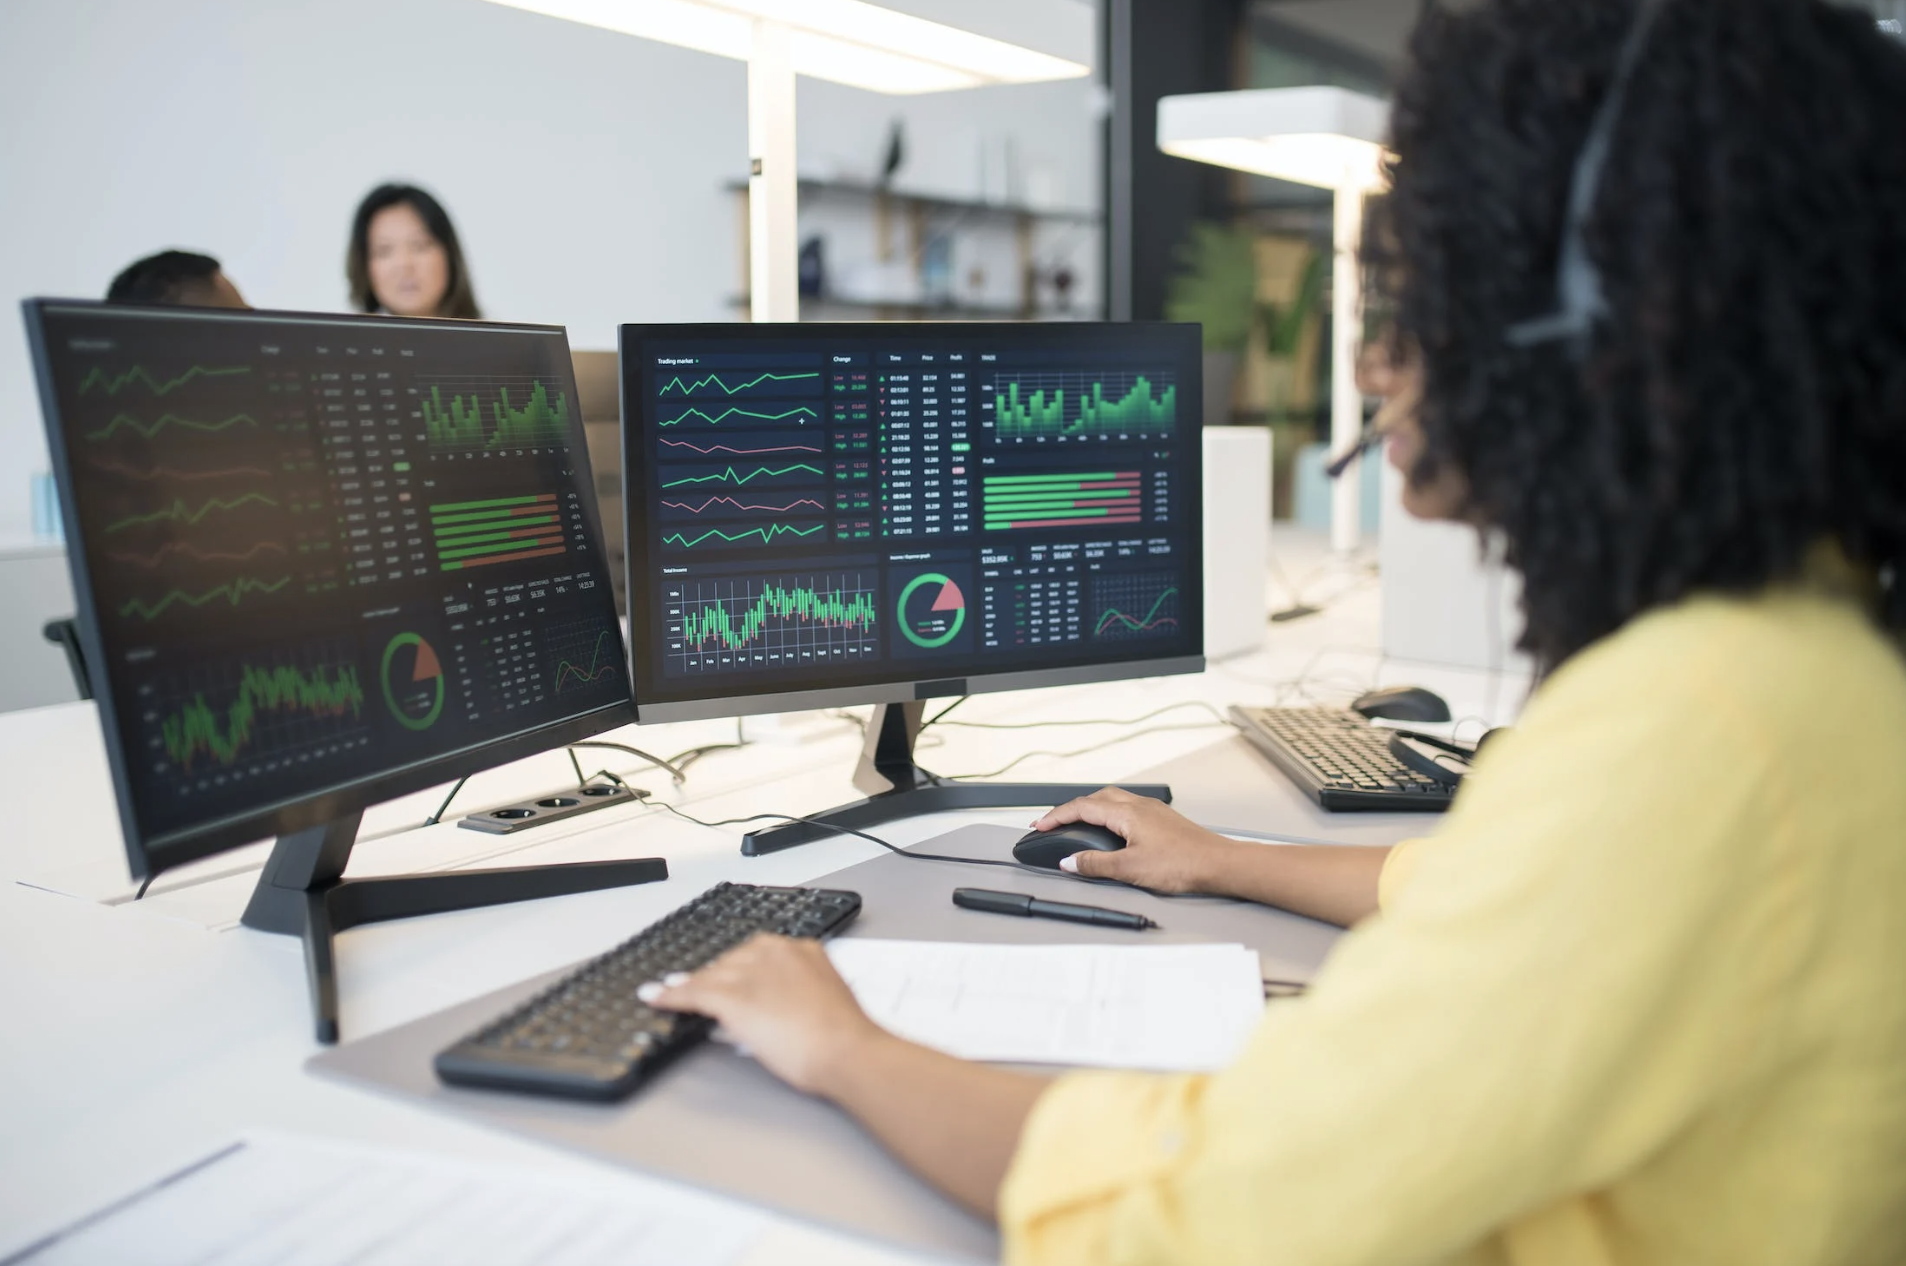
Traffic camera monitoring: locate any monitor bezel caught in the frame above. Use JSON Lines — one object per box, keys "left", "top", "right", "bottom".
{"left": 24, "top": 299, "right": 636, "bottom": 881}
{"left": 618, "top": 321, "right": 1207, "bottom": 725}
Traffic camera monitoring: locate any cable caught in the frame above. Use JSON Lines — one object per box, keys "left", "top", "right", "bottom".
{"left": 567, "top": 741, "right": 687, "bottom": 785}
{"left": 660, "top": 717, "right": 749, "bottom": 776}
{"left": 939, "top": 721, "right": 1233, "bottom": 782}
{"left": 423, "top": 775, "right": 472, "bottom": 827}
{"left": 919, "top": 697, "right": 967, "bottom": 731}
{"left": 665, "top": 742, "right": 745, "bottom": 776}
{"left": 930, "top": 700, "right": 1231, "bottom": 732}
{"left": 649, "top": 801, "right": 1243, "bottom": 903}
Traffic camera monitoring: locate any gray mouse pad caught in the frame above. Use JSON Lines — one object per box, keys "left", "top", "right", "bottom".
{"left": 308, "top": 824, "right": 1345, "bottom": 1262}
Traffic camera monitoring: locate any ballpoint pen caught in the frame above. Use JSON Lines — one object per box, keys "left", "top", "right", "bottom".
{"left": 952, "top": 887, "right": 1156, "bottom": 931}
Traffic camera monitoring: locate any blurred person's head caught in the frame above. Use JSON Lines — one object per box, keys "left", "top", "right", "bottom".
{"left": 347, "top": 183, "right": 480, "bottom": 319}
{"left": 106, "top": 250, "right": 250, "bottom": 308}
{"left": 1364, "top": 0, "right": 1906, "bottom": 671}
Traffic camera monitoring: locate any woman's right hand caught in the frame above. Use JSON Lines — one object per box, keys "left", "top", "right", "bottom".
{"left": 1030, "top": 787, "right": 1241, "bottom": 894}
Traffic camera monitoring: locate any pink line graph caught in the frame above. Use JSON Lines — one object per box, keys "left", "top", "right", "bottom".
{"left": 658, "top": 438, "right": 823, "bottom": 457}
{"left": 661, "top": 495, "right": 827, "bottom": 516}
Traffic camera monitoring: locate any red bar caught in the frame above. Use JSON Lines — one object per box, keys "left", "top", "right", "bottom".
{"left": 458, "top": 544, "right": 567, "bottom": 569}
{"left": 1006, "top": 513, "right": 1143, "bottom": 530}
{"left": 1078, "top": 480, "right": 1142, "bottom": 491}
{"left": 1070, "top": 497, "right": 1138, "bottom": 508}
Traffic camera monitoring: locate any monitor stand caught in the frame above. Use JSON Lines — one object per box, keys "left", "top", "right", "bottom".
{"left": 240, "top": 812, "right": 667, "bottom": 1044}
{"left": 740, "top": 701, "right": 1172, "bottom": 856}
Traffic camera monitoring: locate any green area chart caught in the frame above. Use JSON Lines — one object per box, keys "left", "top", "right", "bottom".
{"left": 422, "top": 381, "right": 571, "bottom": 450}
{"left": 993, "top": 374, "right": 1176, "bottom": 440}
{"left": 161, "top": 662, "right": 364, "bottom": 771}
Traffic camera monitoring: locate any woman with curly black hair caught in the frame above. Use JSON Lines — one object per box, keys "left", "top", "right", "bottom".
{"left": 636, "top": 2, "right": 1906, "bottom": 1261}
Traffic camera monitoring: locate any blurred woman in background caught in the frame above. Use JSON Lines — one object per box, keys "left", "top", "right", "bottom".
{"left": 345, "top": 183, "right": 481, "bottom": 319}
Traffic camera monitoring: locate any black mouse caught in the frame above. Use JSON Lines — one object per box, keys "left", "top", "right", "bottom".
{"left": 1351, "top": 685, "right": 1452, "bottom": 724}
{"left": 1012, "top": 822, "right": 1127, "bottom": 870}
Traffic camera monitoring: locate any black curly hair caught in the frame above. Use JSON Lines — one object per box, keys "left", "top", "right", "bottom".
{"left": 1367, "top": 0, "right": 1906, "bottom": 672}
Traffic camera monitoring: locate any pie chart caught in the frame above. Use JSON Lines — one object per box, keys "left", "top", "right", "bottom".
{"left": 381, "top": 632, "right": 445, "bottom": 730}
{"left": 897, "top": 572, "right": 966, "bottom": 649}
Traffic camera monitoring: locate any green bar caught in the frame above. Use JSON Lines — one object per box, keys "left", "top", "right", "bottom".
{"left": 984, "top": 498, "right": 1088, "bottom": 512}
{"left": 439, "top": 535, "right": 560, "bottom": 561}
{"left": 983, "top": 482, "right": 1090, "bottom": 495}
{"left": 393, "top": 461, "right": 411, "bottom": 472}
{"left": 984, "top": 472, "right": 1121, "bottom": 486}
{"left": 984, "top": 508, "right": 1111, "bottom": 525}
{"left": 429, "top": 506, "right": 534, "bottom": 527}
{"left": 986, "top": 490, "right": 1134, "bottom": 507}
{"left": 434, "top": 515, "right": 557, "bottom": 540}
{"left": 429, "top": 494, "right": 548, "bottom": 514}
{"left": 427, "top": 526, "right": 536, "bottom": 549}
{"left": 950, "top": 442, "right": 971, "bottom": 452}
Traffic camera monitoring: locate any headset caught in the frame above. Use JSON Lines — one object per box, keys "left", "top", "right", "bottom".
{"left": 1328, "top": 0, "right": 1668, "bottom": 480}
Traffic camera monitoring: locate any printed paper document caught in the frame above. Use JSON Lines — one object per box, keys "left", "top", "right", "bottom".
{"left": 6, "top": 1132, "right": 763, "bottom": 1266}
{"left": 828, "top": 939, "right": 1266, "bottom": 1072}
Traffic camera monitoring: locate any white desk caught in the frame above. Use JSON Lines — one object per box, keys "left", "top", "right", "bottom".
{"left": 0, "top": 553, "right": 1526, "bottom": 1263}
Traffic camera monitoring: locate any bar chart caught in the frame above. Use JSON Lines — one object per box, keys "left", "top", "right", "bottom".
{"left": 981, "top": 471, "right": 1144, "bottom": 531}
{"left": 428, "top": 492, "right": 570, "bottom": 571}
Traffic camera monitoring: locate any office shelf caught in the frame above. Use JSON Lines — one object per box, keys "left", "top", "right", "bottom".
{"left": 724, "top": 177, "right": 1099, "bottom": 225}
{"left": 728, "top": 176, "right": 1101, "bottom": 322}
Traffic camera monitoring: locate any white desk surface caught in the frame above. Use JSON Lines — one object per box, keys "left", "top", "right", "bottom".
{"left": 0, "top": 544, "right": 1527, "bottom": 1263}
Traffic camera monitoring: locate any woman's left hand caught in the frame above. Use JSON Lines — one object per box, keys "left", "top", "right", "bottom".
{"left": 639, "top": 934, "right": 882, "bottom": 1097}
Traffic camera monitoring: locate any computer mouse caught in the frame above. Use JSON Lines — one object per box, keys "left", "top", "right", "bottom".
{"left": 1012, "top": 822, "right": 1127, "bottom": 871}
{"left": 1351, "top": 685, "right": 1452, "bottom": 724}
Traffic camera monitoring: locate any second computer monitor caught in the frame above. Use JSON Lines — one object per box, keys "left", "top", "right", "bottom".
{"left": 619, "top": 323, "right": 1204, "bottom": 721}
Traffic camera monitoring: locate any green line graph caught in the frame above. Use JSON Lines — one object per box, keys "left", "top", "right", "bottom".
{"left": 84, "top": 412, "right": 259, "bottom": 443}
{"left": 659, "top": 405, "right": 820, "bottom": 427}
{"left": 421, "top": 381, "right": 571, "bottom": 450}
{"left": 1093, "top": 583, "right": 1180, "bottom": 638}
{"left": 682, "top": 581, "right": 878, "bottom": 650}
{"left": 658, "top": 371, "right": 821, "bottom": 397}
{"left": 663, "top": 523, "right": 825, "bottom": 550}
{"left": 102, "top": 493, "right": 278, "bottom": 535}
{"left": 79, "top": 364, "right": 252, "bottom": 396}
{"left": 552, "top": 631, "right": 619, "bottom": 692}
{"left": 161, "top": 661, "right": 365, "bottom": 770}
{"left": 659, "top": 464, "right": 824, "bottom": 488}
{"left": 119, "top": 576, "right": 292, "bottom": 622}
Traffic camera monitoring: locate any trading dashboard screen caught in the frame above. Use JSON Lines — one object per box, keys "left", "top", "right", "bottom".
{"left": 27, "top": 302, "right": 630, "bottom": 870}
{"left": 620, "top": 324, "right": 1204, "bottom": 720}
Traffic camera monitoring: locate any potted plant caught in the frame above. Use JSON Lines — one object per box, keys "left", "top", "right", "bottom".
{"left": 1165, "top": 222, "right": 1258, "bottom": 426}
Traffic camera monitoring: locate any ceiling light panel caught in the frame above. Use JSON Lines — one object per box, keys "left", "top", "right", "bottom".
{"left": 476, "top": 0, "right": 1089, "bottom": 91}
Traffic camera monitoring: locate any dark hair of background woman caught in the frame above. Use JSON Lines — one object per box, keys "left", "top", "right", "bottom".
{"left": 1366, "top": 0, "right": 1906, "bottom": 672}
{"left": 345, "top": 183, "right": 482, "bottom": 319}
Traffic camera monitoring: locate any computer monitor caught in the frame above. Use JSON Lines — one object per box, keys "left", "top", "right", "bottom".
{"left": 25, "top": 300, "right": 664, "bottom": 1040}
{"left": 619, "top": 322, "right": 1204, "bottom": 853}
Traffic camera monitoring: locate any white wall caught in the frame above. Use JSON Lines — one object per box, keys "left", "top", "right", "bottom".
{"left": 0, "top": 0, "right": 1101, "bottom": 537}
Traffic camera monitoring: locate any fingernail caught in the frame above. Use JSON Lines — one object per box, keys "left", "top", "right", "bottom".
{"left": 1058, "top": 854, "right": 1078, "bottom": 873}
{"left": 637, "top": 982, "right": 664, "bottom": 1003}
{"left": 663, "top": 971, "right": 691, "bottom": 987}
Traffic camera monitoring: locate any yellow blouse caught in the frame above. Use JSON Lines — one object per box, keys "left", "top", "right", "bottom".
{"left": 999, "top": 584, "right": 1906, "bottom": 1264}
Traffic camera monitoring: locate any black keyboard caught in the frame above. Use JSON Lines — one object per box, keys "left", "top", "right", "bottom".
{"left": 435, "top": 882, "right": 862, "bottom": 1101}
{"left": 1230, "top": 706, "right": 1456, "bottom": 812}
